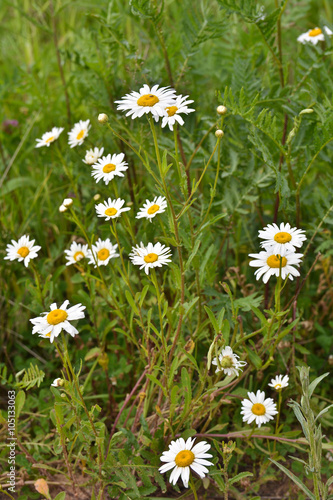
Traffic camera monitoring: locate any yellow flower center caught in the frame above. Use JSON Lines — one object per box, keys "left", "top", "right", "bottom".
{"left": 17, "top": 246, "right": 30, "bottom": 258}
{"left": 45, "top": 136, "right": 54, "bottom": 143}
{"left": 221, "top": 356, "right": 234, "bottom": 369}
{"left": 266, "top": 254, "right": 287, "bottom": 268}
{"left": 76, "top": 130, "right": 85, "bottom": 140}
{"left": 74, "top": 251, "right": 84, "bottom": 261}
{"left": 147, "top": 204, "right": 160, "bottom": 215}
{"left": 44, "top": 332, "right": 51, "bottom": 337}
{"left": 309, "top": 28, "right": 322, "bottom": 37}
{"left": 175, "top": 450, "right": 195, "bottom": 467}
{"left": 102, "top": 163, "right": 116, "bottom": 173}
{"left": 144, "top": 253, "right": 158, "bottom": 263}
{"left": 166, "top": 105, "right": 178, "bottom": 117}
{"left": 97, "top": 248, "right": 110, "bottom": 261}
{"left": 105, "top": 208, "right": 118, "bottom": 216}
{"left": 47, "top": 309, "right": 68, "bottom": 325}
{"left": 274, "top": 232, "right": 292, "bottom": 243}
{"left": 275, "top": 384, "right": 282, "bottom": 389}
{"left": 252, "top": 403, "right": 266, "bottom": 416}
{"left": 137, "top": 94, "right": 159, "bottom": 107}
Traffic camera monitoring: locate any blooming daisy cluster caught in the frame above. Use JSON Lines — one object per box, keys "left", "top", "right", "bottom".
{"left": 249, "top": 222, "right": 306, "bottom": 283}
{"left": 35, "top": 119, "right": 93, "bottom": 149}
{"left": 115, "top": 84, "right": 195, "bottom": 131}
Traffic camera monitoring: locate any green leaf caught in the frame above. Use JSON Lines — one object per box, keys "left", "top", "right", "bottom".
{"left": 229, "top": 471, "right": 253, "bottom": 485}
{"left": 15, "top": 390, "right": 25, "bottom": 422}
{"left": 269, "top": 459, "right": 315, "bottom": 499}
{"left": 308, "top": 372, "right": 329, "bottom": 398}
{"left": 54, "top": 493, "right": 66, "bottom": 500}
{"left": 16, "top": 363, "right": 45, "bottom": 390}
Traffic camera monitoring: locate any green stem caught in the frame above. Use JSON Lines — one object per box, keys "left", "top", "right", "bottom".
{"left": 273, "top": 390, "right": 282, "bottom": 453}
{"left": 189, "top": 476, "right": 198, "bottom": 500}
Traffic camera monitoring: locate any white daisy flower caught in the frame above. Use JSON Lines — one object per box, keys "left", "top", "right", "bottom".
{"left": 83, "top": 147, "right": 104, "bottom": 165}
{"left": 51, "top": 378, "right": 63, "bottom": 387}
{"left": 35, "top": 127, "right": 64, "bottom": 148}
{"left": 68, "top": 119, "right": 91, "bottom": 148}
{"left": 268, "top": 374, "right": 289, "bottom": 391}
{"left": 4, "top": 235, "right": 41, "bottom": 268}
{"left": 258, "top": 222, "right": 306, "bottom": 254}
{"left": 95, "top": 197, "right": 131, "bottom": 221}
{"left": 87, "top": 238, "right": 119, "bottom": 267}
{"left": 241, "top": 390, "right": 278, "bottom": 428}
{"left": 211, "top": 346, "right": 247, "bottom": 377}
{"left": 64, "top": 241, "right": 89, "bottom": 266}
{"left": 297, "top": 26, "right": 333, "bottom": 45}
{"left": 159, "top": 437, "right": 213, "bottom": 489}
{"left": 248, "top": 247, "right": 303, "bottom": 284}
{"left": 161, "top": 95, "right": 195, "bottom": 131}
{"left": 91, "top": 153, "right": 128, "bottom": 185}
{"left": 30, "top": 300, "right": 86, "bottom": 344}
{"left": 115, "top": 84, "right": 176, "bottom": 120}
{"left": 129, "top": 242, "right": 172, "bottom": 275}
{"left": 136, "top": 196, "right": 167, "bottom": 221}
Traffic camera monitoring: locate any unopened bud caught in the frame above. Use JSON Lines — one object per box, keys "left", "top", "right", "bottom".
{"left": 94, "top": 193, "right": 101, "bottom": 201}
{"left": 98, "top": 113, "right": 109, "bottom": 124}
{"left": 59, "top": 204, "right": 67, "bottom": 213}
{"left": 300, "top": 108, "right": 314, "bottom": 116}
{"left": 217, "top": 105, "right": 227, "bottom": 115}
{"left": 63, "top": 198, "right": 73, "bottom": 207}
{"left": 328, "top": 354, "right": 333, "bottom": 366}
{"left": 215, "top": 129, "right": 224, "bottom": 138}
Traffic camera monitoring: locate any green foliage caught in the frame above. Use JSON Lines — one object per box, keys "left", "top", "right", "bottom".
{"left": 16, "top": 363, "right": 45, "bottom": 390}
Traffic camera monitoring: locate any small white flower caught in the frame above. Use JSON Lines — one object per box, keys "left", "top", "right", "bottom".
{"left": 83, "top": 147, "right": 104, "bottom": 165}
{"left": 64, "top": 241, "right": 89, "bottom": 266}
{"left": 161, "top": 95, "right": 195, "bottom": 131}
{"left": 268, "top": 374, "right": 289, "bottom": 391}
{"left": 297, "top": 26, "right": 333, "bottom": 45}
{"left": 248, "top": 247, "right": 303, "bottom": 284}
{"left": 51, "top": 378, "right": 63, "bottom": 387}
{"left": 87, "top": 238, "right": 119, "bottom": 267}
{"left": 4, "top": 235, "right": 41, "bottom": 268}
{"left": 241, "top": 390, "right": 278, "bottom": 428}
{"left": 68, "top": 119, "right": 91, "bottom": 148}
{"left": 59, "top": 205, "right": 67, "bottom": 213}
{"left": 30, "top": 300, "right": 86, "bottom": 344}
{"left": 136, "top": 196, "right": 167, "bottom": 221}
{"left": 63, "top": 198, "right": 73, "bottom": 207}
{"left": 91, "top": 153, "right": 128, "bottom": 185}
{"left": 115, "top": 84, "right": 176, "bottom": 120}
{"left": 211, "top": 346, "right": 247, "bottom": 377}
{"left": 129, "top": 242, "right": 172, "bottom": 275}
{"left": 95, "top": 197, "right": 131, "bottom": 221}
{"left": 258, "top": 222, "right": 306, "bottom": 254}
{"left": 159, "top": 437, "right": 213, "bottom": 488}
{"left": 35, "top": 127, "right": 64, "bottom": 148}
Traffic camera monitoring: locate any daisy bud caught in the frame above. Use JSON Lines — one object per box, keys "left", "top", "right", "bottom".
{"left": 328, "top": 354, "right": 333, "bottom": 366}
{"left": 215, "top": 129, "right": 224, "bottom": 138}
{"left": 63, "top": 198, "right": 73, "bottom": 207}
{"left": 34, "top": 479, "right": 51, "bottom": 499}
{"left": 59, "top": 204, "right": 67, "bottom": 213}
{"left": 98, "top": 113, "right": 109, "bottom": 124}
{"left": 217, "top": 105, "right": 227, "bottom": 115}
{"left": 93, "top": 193, "right": 101, "bottom": 201}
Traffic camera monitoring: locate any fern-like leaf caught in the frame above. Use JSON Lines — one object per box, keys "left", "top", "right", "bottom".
{"left": 16, "top": 363, "right": 45, "bottom": 390}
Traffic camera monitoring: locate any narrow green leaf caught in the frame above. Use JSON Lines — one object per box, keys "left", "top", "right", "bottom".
{"left": 269, "top": 459, "right": 315, "bottom": 499}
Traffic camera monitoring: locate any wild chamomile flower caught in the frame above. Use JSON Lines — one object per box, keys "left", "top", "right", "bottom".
{"left": 91, "top": 153, "right": 128, "bottom": 185}
{"left": 159, "top": 437, "right": 213, "bottom": 489}
{"left": 35, "top": 127, "right": 64, "bottom": 148}
{"left": 136, "top": 196, "right": 167, "bottom": 221}
{"left": 95, "top": 197, "right": 131, "bottom": 221}
{"left": 211, "top": 346, "right": 247, "bottom": 377}
{"left": 268, "top": 374, "right": 289, "bottom": 391}
{"left": 51, "top": 378, "right": 63, "bottom": 387}
{"left": 87, "top": 238, "right": 119, "bottom": 267}
{"left": 161, "top": 95, "right": 195, "bottom": 131}
{"left": 241, "top": 390, "right": 278, "bottom": 428}
{"left": 248, "top": 247, "right": 303, "bottom": 284}
{"left": 68, "top": 119, "right": 91, "bottom": 148}
{"left": 4, "top": 235, "right": 41, "bottom": 268}
{"left": 129, "top": 242, "right": 172, "bottom": 275}
{"left": 297, "top": 26, "right": 333, "bottom": 45}
{"left": 115, "top": 84, "right": 176, "bottom": 120}
{"left": 258, "top": 222, "right": 306, "bottom": 254}
{"left": 30, "top": 300, "right": 86, "bottom": 344}
{"left": 64, "top": 241, "right": 89, "bottom": 266}
{"left": 83, "top": 146, "right": 104, "bottom": 165}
